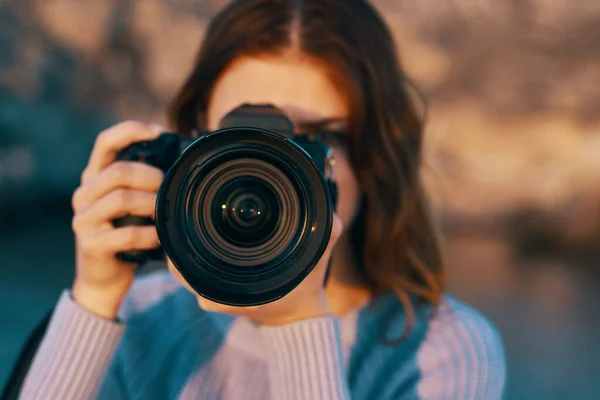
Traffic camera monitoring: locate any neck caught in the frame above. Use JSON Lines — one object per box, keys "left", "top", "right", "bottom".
{"left": 325, "top": 231, "right": 373, "bottom": 317}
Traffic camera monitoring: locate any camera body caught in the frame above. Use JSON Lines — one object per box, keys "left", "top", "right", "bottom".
{"left": 114, "top": 104, "right": 337, "bottom": 306}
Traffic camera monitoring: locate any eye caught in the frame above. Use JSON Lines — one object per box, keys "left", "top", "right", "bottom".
{"left": 317, "top": 130, "right": 349, "bottom": 150}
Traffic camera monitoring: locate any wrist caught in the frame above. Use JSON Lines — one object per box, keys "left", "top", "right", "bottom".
{"left": 71, "top": 280, "right": 124, "bottom": 320}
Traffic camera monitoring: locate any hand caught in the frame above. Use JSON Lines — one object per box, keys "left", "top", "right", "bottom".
{"left": 70, "top": 121, "right": 164, "bottom": 319}
{"left": 169, "top": 214, "right": 344, "bottom": 326}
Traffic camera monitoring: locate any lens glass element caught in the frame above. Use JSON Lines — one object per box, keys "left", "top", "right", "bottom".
{"left": 211, "top": 177, "right": 280, "bottom": 247}
{"left": 190, "top": 157, "right": 302, "bottom": 267}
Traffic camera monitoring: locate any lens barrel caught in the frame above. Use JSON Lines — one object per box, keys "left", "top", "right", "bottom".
{"left": 155, "top": 127, "right": 334, "bottom": 306}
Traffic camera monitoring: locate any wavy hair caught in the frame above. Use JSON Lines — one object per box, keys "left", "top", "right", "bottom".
{"left": 168, "top": 0, "right": 446, "bottom": 343}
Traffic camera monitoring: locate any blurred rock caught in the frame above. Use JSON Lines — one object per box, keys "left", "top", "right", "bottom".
{"left": 33, "top": 0, "right": 117, "bottom": 56}
{"left": 130, "top": 0, "right": 207, "bottom": 104}
{"left": 387, "top": 0, "right": 600, "bottom": 255}
{"left": 387, "top": 0, "right": 600, "bottom": 121}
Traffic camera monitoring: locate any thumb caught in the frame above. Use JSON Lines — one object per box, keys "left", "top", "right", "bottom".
{"left": 320, "top": 213, "right": 343, "bottom": 262}
{"left": 317, "top": 214, "right": 343, "bottom": 287}
{"left": 329, "top": 213, "right": 344, "bottom": 247}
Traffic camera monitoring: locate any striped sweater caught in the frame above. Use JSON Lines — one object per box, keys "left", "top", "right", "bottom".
{"left": 20, "top": 270, "right": 506, "bottom": 399}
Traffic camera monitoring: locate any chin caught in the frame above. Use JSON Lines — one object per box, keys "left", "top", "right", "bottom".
{"left": 196, "top": 297, "right": 206, "bottom": 309}
{"left": 196, "top": 296, "right": 220, "bottom": 312}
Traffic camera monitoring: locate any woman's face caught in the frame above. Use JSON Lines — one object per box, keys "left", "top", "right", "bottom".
{"left": 168, "top": 53, "right": 362, "bottom": 295}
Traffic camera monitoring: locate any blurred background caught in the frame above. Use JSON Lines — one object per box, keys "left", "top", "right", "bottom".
{"left": 0, "top": 0, "right": 598, "bottom": 398}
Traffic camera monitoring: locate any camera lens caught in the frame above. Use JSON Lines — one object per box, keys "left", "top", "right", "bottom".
{"left": 191, "top": 157, "right": 302, "bottom": 268}
{"left": 154, "top": 127, "right": 335, "bottom": 306}
{"left": 211, "top": 177, "right": 280, "bottom": 247}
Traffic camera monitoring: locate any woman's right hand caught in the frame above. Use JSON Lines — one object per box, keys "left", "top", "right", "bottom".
{"left": 70, "top": 121, "right": 165, "bottom": 320}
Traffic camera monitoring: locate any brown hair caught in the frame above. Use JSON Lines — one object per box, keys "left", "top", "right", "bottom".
{"left": 169, "top": 0, "right": 446, "bottom": 342}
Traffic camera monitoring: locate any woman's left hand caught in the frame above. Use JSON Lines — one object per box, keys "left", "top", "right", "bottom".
{"left": 168, "top": 214, "right": 343, "bottom": 326}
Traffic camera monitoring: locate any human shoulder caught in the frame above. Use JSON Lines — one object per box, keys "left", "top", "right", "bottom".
{"left": 416, "top": 295, "right": 507, "bottom": 399}
{"left": 424, "top": 296, "right": 506, "bottom": 368}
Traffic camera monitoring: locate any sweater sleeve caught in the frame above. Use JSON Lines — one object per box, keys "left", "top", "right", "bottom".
{"left": 260, "top": 316, "right": 350, "bottom": 400}
{"left": 414, "top": 300, "right": 507, "bottom": 400}
{"left": 19, "top": 291, "right": 126, "bottom": 400}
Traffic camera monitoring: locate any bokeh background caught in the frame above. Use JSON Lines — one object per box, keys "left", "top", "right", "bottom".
{"left": 1, "top": 0, "right": 599, "bottom": 398}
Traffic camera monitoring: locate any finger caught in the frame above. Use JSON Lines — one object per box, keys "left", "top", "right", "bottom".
{"left": 311, "top": 214, "right": 343, "bottom": 276}
{"left": 73, "top": 189, "right": 156, "bottom": 232}
{"left": 328, "top": 213, "right": 344, "bottom": 248}
{"left": 82, "top": 121, "right": 163, "bottom": 183}
{"left": 79, "top": 226, "right": 159, "bottom": 256}
{"left": 73, "top": 161, "right": 164, "bottom": 211}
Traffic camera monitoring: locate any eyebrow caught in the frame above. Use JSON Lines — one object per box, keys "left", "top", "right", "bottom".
{"left": 294, "top": 117, "right": 348, "bottom": 131}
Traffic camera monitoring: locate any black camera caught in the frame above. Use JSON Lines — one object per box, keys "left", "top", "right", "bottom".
{"left": 113, "top": 104, "right": 337, "bottom": 306}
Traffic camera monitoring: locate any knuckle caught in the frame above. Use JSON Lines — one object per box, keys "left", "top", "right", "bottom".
{"left": 71, "top": 214, "right": 85, "bottom": 233}
{"left": 110, "top": 161, "right": 130, "bottom": 182}
{"left": 95, "top": 127, "right": 113, "bottom": 148}
{"left": 71, "top": 187, "right": 83, "bottom": 210}
{"left": 80, "top": 168, "right": 91, "bottom": 184}
{"left": 111, "top": 188, "right": 130, "bottom": 209}
{"left": 78, "top": 235, "right": 94, "bottom": 254}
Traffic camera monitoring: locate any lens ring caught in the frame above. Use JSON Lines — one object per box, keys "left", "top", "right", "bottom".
{"left": 189, "top": 158, "right": 301, "bottom": 267}
{"left": 203, "top": 162, "right": 297, "bottom": 265}
{"left": 206, "top": 165, "right": 296, "bottom": 260}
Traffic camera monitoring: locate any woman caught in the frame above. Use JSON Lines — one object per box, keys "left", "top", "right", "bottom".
{"left": 20, "top": 0, "right": 506, "bottom": 399}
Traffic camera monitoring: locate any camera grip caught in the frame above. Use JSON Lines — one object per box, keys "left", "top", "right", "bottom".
{"left": 110, "top": 134, "right": 180, "bottom": 264}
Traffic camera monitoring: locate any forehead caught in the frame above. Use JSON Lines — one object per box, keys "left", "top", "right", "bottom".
{"left": 206, "top": 55, "right": 349, "bottom": 130}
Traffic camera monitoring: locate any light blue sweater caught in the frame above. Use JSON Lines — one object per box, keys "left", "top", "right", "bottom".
{"left": 20, "top": 270, "right": 506, "bottom": 399}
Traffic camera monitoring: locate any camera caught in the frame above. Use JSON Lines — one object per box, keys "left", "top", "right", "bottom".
{"left": 113, "top": 104, "right": 338, "bottom": 306}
